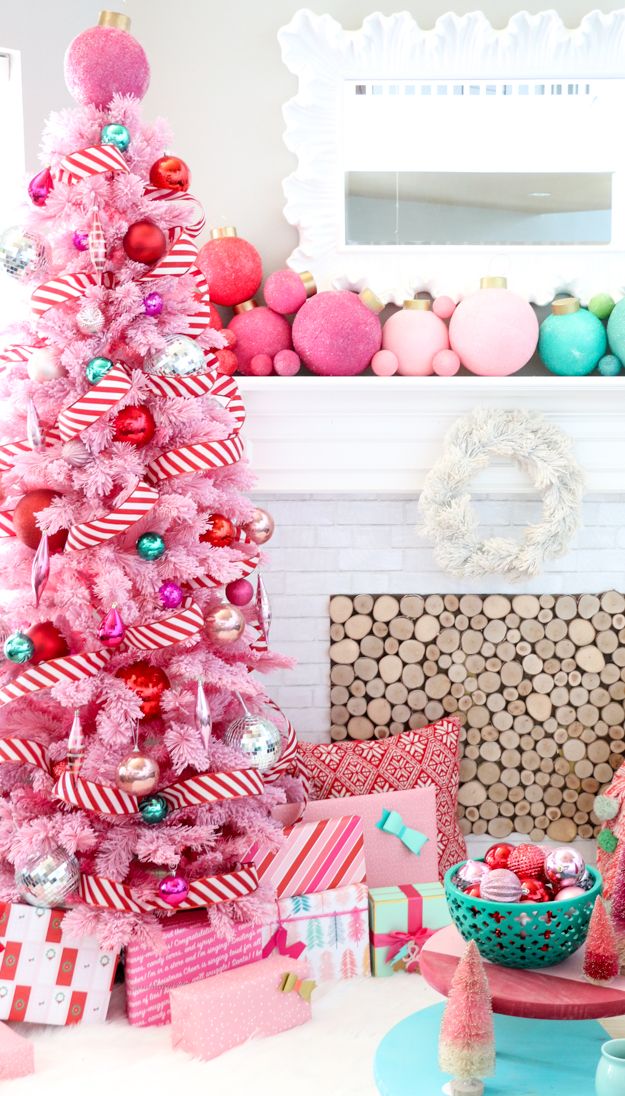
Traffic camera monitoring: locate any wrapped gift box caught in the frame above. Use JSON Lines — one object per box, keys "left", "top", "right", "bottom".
{"left": 125, "top": 911, "right": 276, "bottom": 1027}
{"left": 171, "top": 954, "right": 311, "bottom": 1060}
{"left": 0, "top": 901, "right": 118, "bottom": 1025}
{"left": 250, "top": 814, "right": 366, "bottom": 898}
{"left": 369, "top": 883, "right": 451, "bottom": 977}
{"left": 275, "top": 882, "right": 370, "bottom": 982}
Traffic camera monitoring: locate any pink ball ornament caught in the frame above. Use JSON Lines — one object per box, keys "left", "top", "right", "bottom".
{"left": 433, "top": 295, "right": 457, "bottom": 321}
{"left": 453, "top": 860, "right": 491, "bottom": 892}
{"left": 250, "top": 353, "right": 273, "bottom": 377}
{"left": 293, "top": 290, "right": 383, "bottom": 377}
{"left": 64, "top": 15, "right": 150, "bottom": 109}
{"left": 449, "top": 277, "right": 539, "bottom": 376}
{"left": 205, "top": 604, "right": 245, "bottom": 644}
{"left": 197, "top": 230, "right": 262, "bottom": 307}
{"left": 480, "top": 868, "right": 523, "bottom": 903}
{"left": 28, "top": 168, "right": 53, "bottom": 207}
{"left": 432, "top": 349, "right": 461, "bottom": 377}
{"left": 27, "top": 346, "right": 65, "bottom": 383}
{"left": 544, "top": 847, "right": 585, "bottom": 888}
{"left": 274, "top": 349, "right": 301, "bottom": 377}
{"left": 264, "top": 269, "right": 316, "bottom": 315}
{"left": 553, "top": 885, "right": 586, "bottom": 900}
{"left": 225, "top": 578, "right": 254, "bottom": 606}
{"left": 72, "top": 230, "right": 88, "bottom": 251}
{"left": 158, "top": 875, "right": 189, "bottom": 907}
{"left": 371, "top": 349, "right": 399, "bottom": 376}
{"left": 382, "top": 300, "right": 449, "bottom": 377}
{"left": 227, "top": 305, "right": 292, "bottom": 375}
{"left": 244, "top": 507, "right": 274, "bottom": 545}
{"left": 158, "top": 581, "right": 184, "bottom": 609}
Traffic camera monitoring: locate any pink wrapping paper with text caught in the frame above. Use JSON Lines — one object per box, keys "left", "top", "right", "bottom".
{"left": 170, "top": 954, "right": 311, "bottom": 1060}
{"left": 249, "top": 814, "right": 366, "bottom": 898}
{"left": 275, "top": 882, "right": 370, "bottom": 982}
{"left": 124, "top": 911, "right": 275, "bottom": 1027}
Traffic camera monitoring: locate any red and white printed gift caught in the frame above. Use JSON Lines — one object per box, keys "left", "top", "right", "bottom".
{"left": 0, "top": 902, "right": 119, "bottom": 1025}
{"left": 249, "top": 814, "right": 366, "bottom": 899}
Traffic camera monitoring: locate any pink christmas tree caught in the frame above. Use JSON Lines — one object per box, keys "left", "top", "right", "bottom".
{"left": 439, "top": 940, "right": 495, "bottom": 1084}
{"left": 584, "top": 898, "right": 619, "bottom": 984}
{"left": 0, "top": 12, "right": 302, "bottom": 948}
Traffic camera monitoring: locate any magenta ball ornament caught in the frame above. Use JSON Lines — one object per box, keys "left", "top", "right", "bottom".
{"left": 64, "top": 19, "right": 150, "bottom": 109}
{"left": 158, "top": 875, "right": 189, "bottom": 907}
{"left": 205, "top": 605, "right": 245, "bottom": 644}
{"left": 243, "top": 507, "right": 274, "bottom": 545}
{"left": 264, "top": 269, "right": 315, "bottom": 315}
{"left": 480, "top": 868, "right": 523, "bottom": 903}
{"left": 115, "top": 750, "right": 160, "bottom": 796}
{"left": 158, "top": 581, "right": 184, "bottom": 609}
{"left": 544, "top": 847, "right": 585, "bottom": 888}
{"left": 72, "top": 230, "right": 88, "bottom": 251}
{"left": 143, "top": 291, "right": 164, "bottom": 317}
{"left": 28, "top": 167, "right": 54, "bottom": 207}
{"left": 227, "top": 306, "right": 292, "bottom": 375}
{"left": 293, "top": 290, "right": 382, "bottom": 376}
{"left": 449, "top": 277, "right": 539, "bottom": 376}
{"left": 225, "top": 578, "right": 254, "bottom": 606}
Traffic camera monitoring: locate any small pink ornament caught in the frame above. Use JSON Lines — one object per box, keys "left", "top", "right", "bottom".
{"left": 226, "top": 578, "right": 254, "bottom": 606}
{"left": 72, "top": 230, "right": 88, "bottom": 251}
{"left": 264, "top": 269, "right": 316, "bottom": 315}
{"left": 250, "top": 353, "right": 273, "bottom": 376}
{"left": 382, "top": 300, "right": 449, "bottom": 376}
{"left": 544, "top": 847, "right": 585, "bottom": 888}
{"left": 159, "top": 875, "right": 189, "bottom": 907}
{"left": 98, "top": 605, "right": 125, "bottom": 648}
{"left": 116, "top": 748, "right": 160, "bottom": 796}
{"left": 28, "top": 167, "right": 54, "bottom": 207}
{"left": 205, "top": 605, "right": 246, "bottom": 644}
{"left": 158, "top": 581, "right": 184, "bottom": 609}
{"left": 144, "top": 291, "right": 163, "bottom": 317}
{"left": 27, "top": 346, "right": 65, "bottom": 383}
{"left": 228, "top": 305, "right": 292, "bottom": 374}
{"left": 554, "top": 885, "right": 586, "bottom": 900}
{"left": 453, "top": 860, "right": 491, "bottom": 892}
{"left": 432, "top": 295, "right": 456, "bottom": 320}
{"left": 480, "top": 868, "right": 523, "bottom": 903}
{"left": 449, "top": 276, "right": 538, "bottom": 376}
{"left": 274, "top": 349, "right": 301, "bottom": 376}
{"left": 293, "top": 289, "right": 382, "bottom": 376}
{"left": 432, "top": 349, "right": 461, "bottom": 377}
{"left": 244, "top": 507, "right": 274, "bottom": 545}
{"left": 371, "top": 349, "right": 399, "bottom": 376}
{"left": 64, "top": 17, "right": 150, "bottom": 108}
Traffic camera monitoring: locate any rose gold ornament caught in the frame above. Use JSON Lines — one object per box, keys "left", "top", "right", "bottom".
{"left": 205, "top": 604, "right": 245, "bottom": 644}
{"left": 244, "top": 507, "right": 274, "bottom": 545}
{"left": 116, "top": 746, "right": 160, "bottom": 796}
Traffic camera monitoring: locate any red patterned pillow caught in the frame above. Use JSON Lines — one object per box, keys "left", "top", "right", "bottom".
{"left": 298, "top": 717, "right": 466, "bottom": 880}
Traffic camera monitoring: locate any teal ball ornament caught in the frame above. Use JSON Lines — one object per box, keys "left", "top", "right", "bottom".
{"left": 86, "top": 356, "right": 114, "bottom": 384}
{"left": 539, "top": 298, "right": 606, "bottom": 376}
{"left": 136, "top": 532, "right": 165, "bottom": 561}
{"left": 588, "top": 292, "right": 615, "bottom": 321}
{"left": 139, "top": 794, "right": 169, "bottom": 825}
{"left": 598, "top": 354, "right": 623, "bottom": 377}
{"left": 4, "top": 631, "right": 35, "bottom": 664}
{"left": 100, "top": 123, "right": 130, "bottom": 152}
{"left": 607, "top": 298, "right": 625, "bottom": 361}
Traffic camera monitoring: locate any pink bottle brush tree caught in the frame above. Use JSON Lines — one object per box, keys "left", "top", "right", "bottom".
{"left": 439, "top": 940, "right": 495, "bottom": 1096}
{"left": 583, "top": 897, "right": 620, "bottom": 984}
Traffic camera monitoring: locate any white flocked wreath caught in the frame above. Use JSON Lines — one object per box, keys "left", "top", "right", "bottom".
{"left": 419, "top": 409, "right": 584, "bottom": 581}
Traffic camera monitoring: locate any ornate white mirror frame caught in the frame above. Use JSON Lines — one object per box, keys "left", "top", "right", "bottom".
{"left": 279, "top": 10, "right": 625, "bottom": 304}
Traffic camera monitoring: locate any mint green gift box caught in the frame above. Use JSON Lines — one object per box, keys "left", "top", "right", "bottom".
{"left": 369, "top": 883, "right": 451, "bottom": 977}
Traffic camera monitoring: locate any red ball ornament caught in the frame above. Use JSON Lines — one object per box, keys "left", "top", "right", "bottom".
{"left": 200, "top": 513, "right": 235, "bottom": 548}
{"left": 27, "top": 621, "right": 70, "bottom": 664}
{"left": 197, "top": 232, "right": 262, "bottom": 307}
{"left": 484, "top": 842, "right": 514, "bottom": 871}
{"left": 13, "top": 490, "right": 68, "bottom": 554}
{"left": 520, "top": 877, "right": 551, "bottom": 903}
{"left": 466, "top": 884, "right": 482, "bottom": 897}
{"left": 227, "top": 306, "right": 292, "bottom": 375}
{"left": 112, "top": 405, "right": 156, "bottom": 448}
{"left": 116, "top": 660, "right": 170, "bottom": 718}
{"left": 207, "top": 302, "right": 223, "bottom": 330}
{"left": 149, "top": 155, "right": 190, "bottom": 192}
{"left": 508, "top": 844, "right": 547, "bottom": 881}
{"left": 214, "top": 348, "right": 238, "bottom": 375}
{"left": 123, "top": 221, "right": 167, "bottom": 265}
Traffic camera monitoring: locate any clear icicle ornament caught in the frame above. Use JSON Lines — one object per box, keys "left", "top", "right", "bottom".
{"left": 195, "top": 677, "right": 212, "bottom": 752}
{"left": 31, "top": 532, "right": 50, "bottom": 607}
{"left": 255, "top": 573, "right": 271, "bottom": 643}
{"left": 26, "top": 397, "right": 45, "bottom": 451}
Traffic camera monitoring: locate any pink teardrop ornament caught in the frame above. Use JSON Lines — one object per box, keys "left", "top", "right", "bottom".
{"left": 98, "top": 606, "right": 125, "bottom": 648}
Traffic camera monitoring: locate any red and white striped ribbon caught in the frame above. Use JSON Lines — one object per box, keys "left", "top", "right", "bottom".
{"left": 0, "top": 650, "right": 112, "bottom": 708}
{"left": 0, "top": 737, "right": 50, "bottom": 770}
{"left": 125, "top": 599, "right": 203, "bottom": 651}
{"left": 55, "top": 144, "right": 130, "bottom": 186}
{"left": 160, "top": 768, "right": 264, "bottom": 811}
{"left": 144, "top": 187, "right": 206, "bottom": 238}
{"left": 144, "top": 371, "right": 217, "bottom": 400}
{"left": 186, "top": 527, "right": 260, "bottom": 592}
{"left": 0, "top": 434, "right": 56, "bottom": 472}
{"left": 139, "top": 230, "right": 197, "bottom": 282}
{"left": 185, "top": 266, "right": 212, "bottom": 339}
{"left": 88, "top": 206, "right": 107, "bottom": 280}
{"left": 55, "top": 769, "right": 137, "bottom": 815}
{"left": 57, "top": 363, "right": 131, "bottom": 442}
{"left": 0, "top": 343, "right": 40, "bottom": 367}
{"left": 262, "top": 701, "right": 309, "bottom": 797}
{"left": 146, "top": 433, "right": 245, "bottom": 484}
{"left": 64, "top": 479, "right": 158, "bottom": 553}
{"left": 79, "top": 863, "right": 259, "bottom": 913}
{"left": 31, "top": 271, "right": 115, "bottom": 318}
{"left": 0, "top": 511, "right": 15, "bottom": 538}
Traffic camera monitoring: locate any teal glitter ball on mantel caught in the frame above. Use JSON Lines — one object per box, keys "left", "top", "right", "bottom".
{"left": 86, "top": 356, "right": 114, "bottom": 384}
{"left": 3, "top": 631, "right": 34, "bottom": 664}
{"left": 136, "top": 532, "right": 165, "bottom": 561}
{"left": 606, "top": 297, "right": 625, "bottom": 362}
{"left": 139, "top": 795, "right": 169, "bottom": 825}
{"left": 538, "top": 297, "right": 607, "bottom": 376}
{"left": 100, "top": 123, "right": 130, "bottom": 152}
{"left": 598, "top": 354, "right": 623, "bottom": 377}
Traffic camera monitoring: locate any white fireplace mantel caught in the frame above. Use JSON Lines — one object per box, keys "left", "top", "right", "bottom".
{"left": 238, "top": 375, "right": 625, "bottom": 495}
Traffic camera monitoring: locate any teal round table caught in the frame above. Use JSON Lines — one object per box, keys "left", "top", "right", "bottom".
{"left": 374, "top": 1001, "right": 606, "bottom": 1095}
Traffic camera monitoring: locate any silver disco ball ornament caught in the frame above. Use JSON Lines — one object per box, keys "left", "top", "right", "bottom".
{"left": 144, "top": 334, "right": 207, "bottom": 377}
{"left": 223, "top": 703, "right": 283, "bottom": 773}
{"left": 15, "top": 845, "right": 80, "bottom": 908}
{"left": 0, "top": 225, "right": 47, "bottom": 281}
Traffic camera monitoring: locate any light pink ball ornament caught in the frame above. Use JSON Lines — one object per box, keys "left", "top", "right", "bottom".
{"left": 293, "top": 290, "right": 383, "bottom": 377}
{"left": 250, "top": 353, "right": 273, "bottom": 376}
{"left": 433, "top": 295, "right": 457, "bottom": 321}
{"left": 27, "top": 346, "right": 65, "bottom": 383}
{"left": 227, "top": 305, "right": 292, "bottom": 375}
{"left": 449, "top": 276, "right": 539, "bottom": 376}
{"left": 432, "top": 349, "right": 461, "bottom": 377}
{"left": 382, "top": 300, "right": 449, "bottom": 376}
{"left": 371, "top": 349, "right": 399, "bottom": 376}
{"left": 553, "top": 885, "right": 586, "bottom": 900}
{"left": 480, "top": 868, "right": 523, "bottom": 903}
{"left": 264, "top": 269, "right": 316, "bottom": 315}
{"left": 64, "top": 13, "right": 150, "bottom": 109}
{"left": 274, "top": 349, "right": 300, "bottom": 376}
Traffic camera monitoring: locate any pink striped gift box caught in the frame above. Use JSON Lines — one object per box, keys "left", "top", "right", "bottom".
{"left": 250, "top": 815, "right": 366, "bottom": 899}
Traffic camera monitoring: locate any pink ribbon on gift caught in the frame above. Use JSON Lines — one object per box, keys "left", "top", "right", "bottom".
{"left": 261, "top": 925, "right": 306, "bottom": 961}
{"left": 370, "top": 885, "right": 435, "bottom": 963}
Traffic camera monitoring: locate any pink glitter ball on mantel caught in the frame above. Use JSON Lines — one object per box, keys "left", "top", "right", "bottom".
{"left": 64, "top": 13, "right": 150, "bottom": 109}
{"left": 250, "top": 353, "right": 273, "bottom": 376}
{"left": 227, "top": 305, "right": 292, "bottom": 375}
{"left": 292, "top": 290, "right": 383, "bottom": 376}
{"left": 264, "top": 269, "right": 316, "bottom": 315}
{"left": 274, "top": 349, "right": 301, "bottom": 376}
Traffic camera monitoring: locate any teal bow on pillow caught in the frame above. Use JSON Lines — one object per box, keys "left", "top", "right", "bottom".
{"left": 376, "top": 808, "right": 428, "bottom": 856}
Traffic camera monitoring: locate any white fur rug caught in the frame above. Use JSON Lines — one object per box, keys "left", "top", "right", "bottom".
{"left": 2, "top": 976, "right": 445, "bottom": 1096}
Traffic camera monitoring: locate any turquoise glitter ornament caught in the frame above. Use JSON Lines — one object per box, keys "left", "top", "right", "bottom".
{"left": 539, "top": 297, "right": 606, "bottom": 376}
{"left": 100, "top": 123, "right": 130, "bottom": 152}
{"left": 136, "top": 532, "right": 165, "bottom": 561}
{"left": 4, "top": 631, "right": 34, "bottom": 663}
{"left": 86, "top": 356, "right": 114, "bottom": 383}
{"left": 139, "top": 794, "right": 169, "bottom": 825}
{"left": 598, "top": 354, "right": 623, "bottom": 377}
{"left": 607, "top": 297, "right": 625, "bottom": 361}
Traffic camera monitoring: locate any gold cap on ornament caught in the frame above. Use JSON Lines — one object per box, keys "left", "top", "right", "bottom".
{"left": 480, "top": 276, "right": 507, "bottom": 289}
{"left": 359, "top": 289, "right": 384, "bottom": 314}
{"left": 552, "top": 296, "right": 580, "bottom": 315}
{"left": 403, "top": 298, "right": 431, "bottom": 310}
{"left": 98, "top": 11, "right": 131, "bottom": 30}
{"left": 210, "top": 226, "right": 238, "bottom": 239}
{"left": 233, "top": 299, "right": 259, "bottom": 314}
{"left": 299, "top": 271, "right": 317, "bottom": 298}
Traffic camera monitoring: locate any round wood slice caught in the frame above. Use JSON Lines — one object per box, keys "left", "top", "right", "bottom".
{"left": 415, "top": 616, "right": 440, "bottom": 643}
{"left": 354, "top": 656, "right": 379, "bottom": 682}
{"left": 389, "top": 616, "right": 414, "bottom": 641}
{"left": 366, "top": 678, "right": 386, "bottom": 698}
{"left": 345, "top": 615, "right": 373, "bottom": 640}
{"left": 367, "top": 697, "right": 392, "bottom": 725}
{"left": 330, "top": 595, "right": 353, "bottom": 623}
{"left": 576, "top": 645, "right": 606, "bottom": 673}
{"left": 331, "top": 638, "right": 360, "bottom": 664}
{"left": 400, "top": 595, "right": 424, "bottom": 618}
{"left": 602, "top": 590, "right": 625, "bottom": 614}
{"left": 373, "top": 595, "right": 400, "bottom": 622}
{"left": 347, "top": 716, "right": 374, "bottom": 740}
{"left": 379, "top": 655, "right": 403, "bottom": 684}
{"left": 360, "top": 635, "right": 384, "bottom": 659}
{"left": 331, "top": 664, "right": 354, "bottom": 686}
{"left": 354, "top": 594, "right": 374, "bottom": 614}
{"left": 331, "top": 725, "right": 348, "bottom": 741}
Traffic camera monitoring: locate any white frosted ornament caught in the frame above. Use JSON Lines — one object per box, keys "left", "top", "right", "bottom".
{"left": 27, "top": 346, "right": 65, "bottom": 382}
{"left": 76, "top": 302, "right": 105, "bottom": 335}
